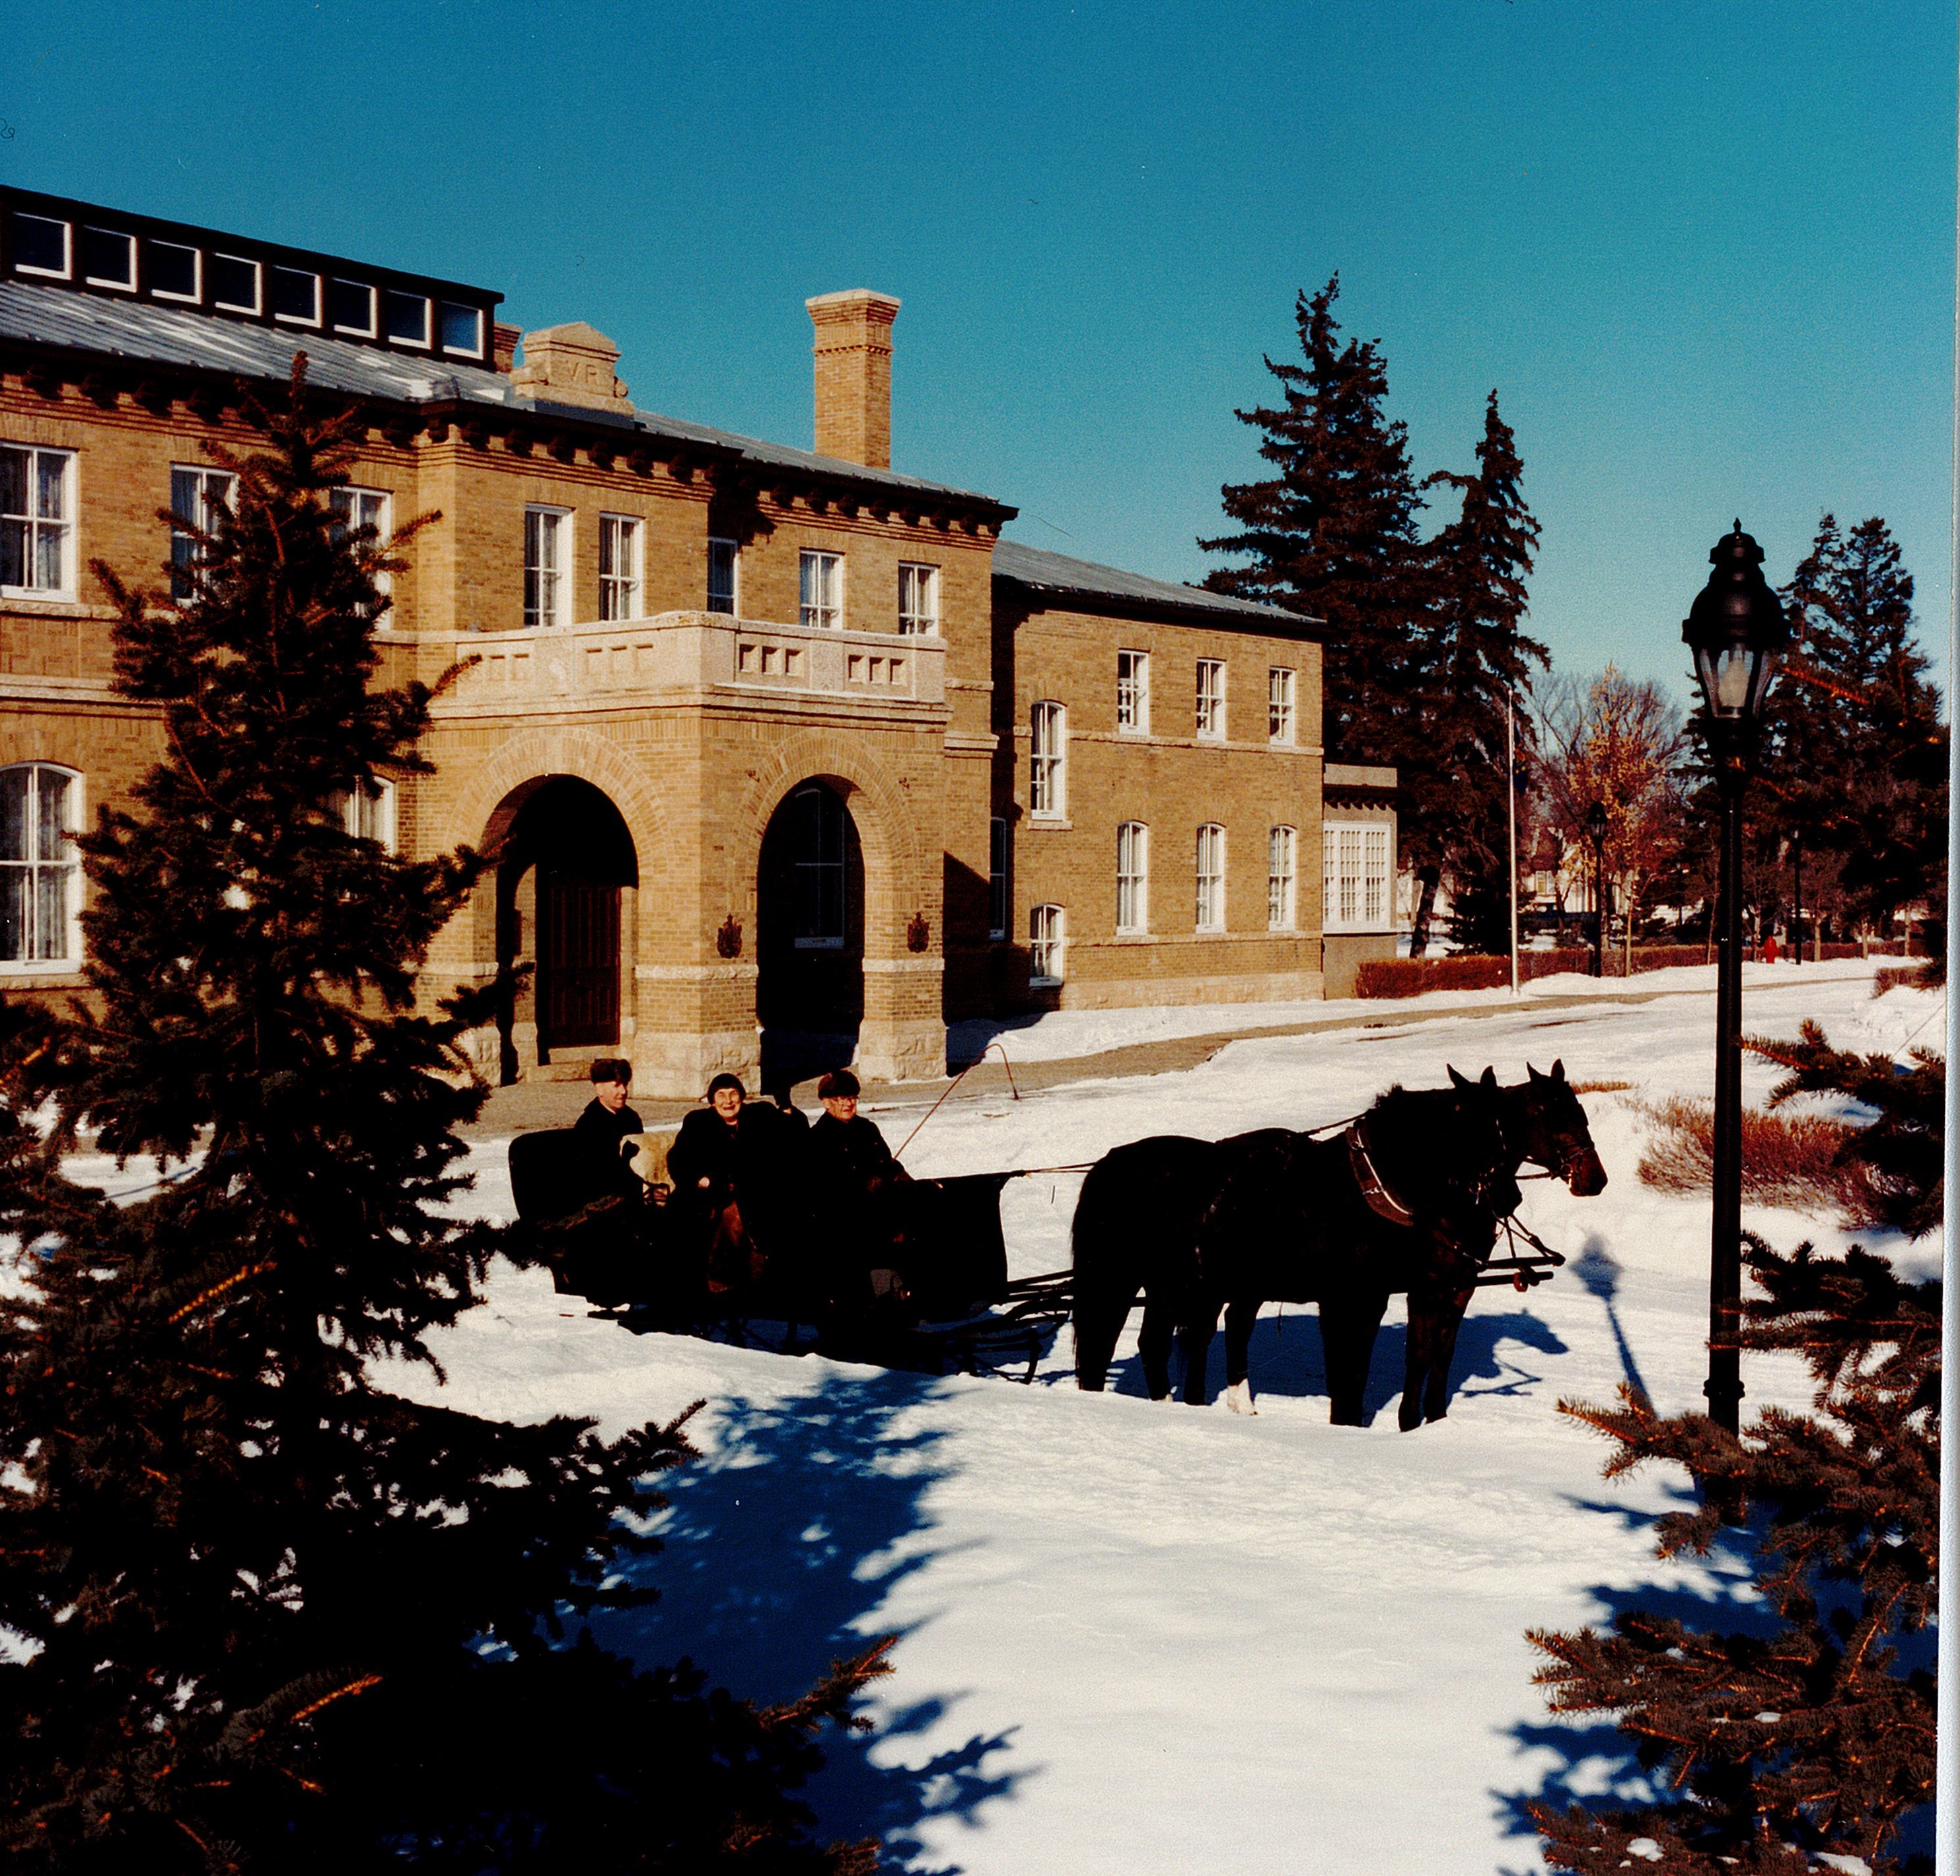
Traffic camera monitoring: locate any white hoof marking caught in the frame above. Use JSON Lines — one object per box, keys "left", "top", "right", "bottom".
{"left": 1226, "top": 1381, "right": 1258, "bottom": 1416}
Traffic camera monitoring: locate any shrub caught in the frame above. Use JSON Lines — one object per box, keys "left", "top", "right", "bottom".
{"left": 1634, "top": 1095, "right": 1870, "bottom": 1221}
{"left": 1354, "top": 954, "right": 1509, "bottom": 997}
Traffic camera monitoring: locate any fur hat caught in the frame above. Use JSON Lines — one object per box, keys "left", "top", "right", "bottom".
{"left": 589, "top": 1058, "right": 632, "bottom": 1085}
{"left": 817, "top": 1068, "right": 860, "bottom": 1100}
{"left": 706, "top": 1072, "right": 746, "bottom": 1100}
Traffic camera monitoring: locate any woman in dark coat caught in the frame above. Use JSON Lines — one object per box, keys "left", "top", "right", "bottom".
{"left": 667, "top": 1074, "right": 806, "bottom": 1302}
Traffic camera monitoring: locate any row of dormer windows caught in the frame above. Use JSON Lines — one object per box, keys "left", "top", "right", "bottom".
{"left": 6, "top": 207, "right": 488, "bottom": 358}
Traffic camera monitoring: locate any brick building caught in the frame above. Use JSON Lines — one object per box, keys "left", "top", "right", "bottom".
{"left": 0, "top": 187, "right": 1396, "bottom": 1094}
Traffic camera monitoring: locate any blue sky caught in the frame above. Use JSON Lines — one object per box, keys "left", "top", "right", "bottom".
{"left": 4, "top": 0, "right": 1951, "bottom": 703}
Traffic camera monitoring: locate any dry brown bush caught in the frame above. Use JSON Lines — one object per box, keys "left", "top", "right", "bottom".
{"left": 1570, "top": 1079, "right": 1633, "bottom": 1095}
{"left": 1635, "top": 1095, "right": 1877, "bottom": 1223}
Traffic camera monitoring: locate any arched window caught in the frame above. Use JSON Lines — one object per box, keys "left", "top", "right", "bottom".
{"left": 1194, "top": 823, "right": 1226, "bottom": 931}
{"left": 791, "top": 784, "right": 848, "bottom": 949}
{"left": 1029, "top": 903, "right": 1065, "bottom": 984}
{"left": 1, "top": 764, "right": 80, "bottom": 966}
{"left": 1030, "top": 702, "right": 1066, "bottom": 818}
{"left": 1268, "top": 825, "right": 1297, "bottom": 930}
{"left": 1116, "top": 822, "right": 1149, "bottom": 934}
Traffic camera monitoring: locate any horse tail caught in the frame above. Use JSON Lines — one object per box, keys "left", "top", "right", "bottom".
{"left": 1071, "top": 1137, "right": 1213, "bottom": 1391}
{"left": 1071, "top": 1149, "right": 1143, "bottom": 1389}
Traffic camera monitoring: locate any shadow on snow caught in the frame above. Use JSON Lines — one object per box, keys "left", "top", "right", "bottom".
{"left": 591, "top": 1365, "right": 1025, "bottom": 1873}
{"left": 1095, "top": 1301, "right": 1568, "bottom": 1425}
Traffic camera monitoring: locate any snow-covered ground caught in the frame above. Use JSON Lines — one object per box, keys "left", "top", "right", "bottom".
{"left": 375, "top": 962, "right": 1940, "bottom": 1873}
{"left": 947, "top": 953, "right": 1897, "bottom": 1064}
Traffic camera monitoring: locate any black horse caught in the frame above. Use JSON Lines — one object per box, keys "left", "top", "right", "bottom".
{"left": 1071, "top": 1062, "right": 1606, "bottom": 1427}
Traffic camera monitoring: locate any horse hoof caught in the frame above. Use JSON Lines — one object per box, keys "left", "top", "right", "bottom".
{"left": 1225, "top": 1381, "right": 1258, "bottom": 1417}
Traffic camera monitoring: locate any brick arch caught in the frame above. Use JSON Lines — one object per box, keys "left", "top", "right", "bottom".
{"left": 434, "top": 725, "right": 671, "bottom": 868}
{"left": 732, "top": 731, "right": 930, "bottom": 955}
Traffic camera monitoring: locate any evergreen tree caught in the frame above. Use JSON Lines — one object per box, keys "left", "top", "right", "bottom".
{"left": 1414, "top": 392, "right": 1547, "bottom": 954}
{"left": 1529, "top": 1238, "right": 1940, "bottom": 1875}
{"left": 1202, "top": 293, "right": 1547, "bottom": 954}
{"left": 1746, "top": 1019, "right": 1944, "bottom": 1240}
{"left": 0, "top": 361, "right": 885, "bottom": 1871}
{"left": 1755, "top": 515, "right": 1947, "bottom": 941}
{"left": 1199, "top": 276, "right": 1428, "bottom": 766}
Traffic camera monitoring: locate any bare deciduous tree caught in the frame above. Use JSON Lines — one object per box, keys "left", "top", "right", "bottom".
{"left": 1534, "top": 665, "right": 1689, "bottom": 974}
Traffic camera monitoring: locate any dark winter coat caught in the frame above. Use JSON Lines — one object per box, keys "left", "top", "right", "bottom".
{"left": 571, "top": 1097, "right": 644, "bottom": 1202}
{"left": 667, "top": 1102, "right": 805, "bottom": 1249}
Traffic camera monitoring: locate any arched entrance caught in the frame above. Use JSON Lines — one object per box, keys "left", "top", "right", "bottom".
{"left": 756, "top": 778, "right": 864, "bottom": 1095}
{"left": 493, "top": 776, "right": 637, "bottom": 1080}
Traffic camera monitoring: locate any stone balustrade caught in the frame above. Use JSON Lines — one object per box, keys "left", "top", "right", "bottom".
{"left": 431, "top": 609, "right": 947, "bottom": 716}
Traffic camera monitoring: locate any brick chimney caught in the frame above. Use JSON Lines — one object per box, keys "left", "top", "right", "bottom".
{"left": 807, "top": 289, "right": 900, "bottom": 469}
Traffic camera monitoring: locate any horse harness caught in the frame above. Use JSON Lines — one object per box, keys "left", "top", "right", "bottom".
{"left": 1344, "top": 1116, "right": 1418, "bottom": 1228}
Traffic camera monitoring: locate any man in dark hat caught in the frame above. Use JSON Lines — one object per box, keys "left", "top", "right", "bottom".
{"left": 806, "top": 1069, "right": 911, "bottom": 1327}
{"left": 571, "top": 1058, "right": 644, "bottom": 1202}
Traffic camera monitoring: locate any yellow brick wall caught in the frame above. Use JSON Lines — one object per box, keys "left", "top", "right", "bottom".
{"left": 996, "top": 596, "right": 1326, "bottom": 1009}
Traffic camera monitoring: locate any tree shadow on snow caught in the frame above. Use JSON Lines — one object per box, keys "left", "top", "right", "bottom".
{"left": 591, "top": 1366, "right": 1025, "bottom": 1872}
{"left": 1099, "top": 1304, "right": 1567, "bottom": 1426}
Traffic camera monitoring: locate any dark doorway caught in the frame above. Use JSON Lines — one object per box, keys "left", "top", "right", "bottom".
{"left": 756, "top": 779, "right": 864, "bottom": 1096}
{"left": 538, "top": 872, "right": 619, "bottom": 1047}
{"left": 496, "top": 776, "right": 637, "bottom": 1072}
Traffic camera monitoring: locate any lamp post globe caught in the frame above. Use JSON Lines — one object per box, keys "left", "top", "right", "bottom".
{"left": 1681, "top": 521, "right": 1790, "bottom": 1437}
{"left": 1683, "top": 521, "right": 1791, "bottom": 754}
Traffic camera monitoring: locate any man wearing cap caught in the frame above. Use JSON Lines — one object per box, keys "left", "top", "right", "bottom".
{"left": 571, "top": 1058, "right": 644, "bottom": 1202}
{"left": 807, "top": 1069, "right": 911, "bottom": 1324}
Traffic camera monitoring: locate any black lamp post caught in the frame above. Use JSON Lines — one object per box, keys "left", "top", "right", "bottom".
{"left": 1682, "top": 521, "right": 1791, "bottom": 1433}
{"left": 1586, "top": 801, "right": 1609, "bottom": 980}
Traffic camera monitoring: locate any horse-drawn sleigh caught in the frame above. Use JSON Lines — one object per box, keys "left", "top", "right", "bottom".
{"left": 506, "top": 1060, "right": 1603, "bottom": 1424}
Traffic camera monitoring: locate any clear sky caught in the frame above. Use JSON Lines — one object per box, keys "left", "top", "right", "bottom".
{"left": 3, "top": 0, "right": 1951, "bottom": 704}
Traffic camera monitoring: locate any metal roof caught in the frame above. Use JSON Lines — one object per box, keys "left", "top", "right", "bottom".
{"left": 0, "top": 279, "right": 1005, "bottom": 507}
{"left": 0, "top": 277, "right": 512, "bottom": 403}
{"left": 992, "top": 537, "right": 1317, "bottom": 628}
{"left": 622, "top": 408, "right": 1003, "bottom": 504}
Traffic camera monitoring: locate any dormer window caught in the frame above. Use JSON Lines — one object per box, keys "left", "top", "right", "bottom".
{"left": 328, "top": 278, "right": 376, "bottom": 337}
{"left": 148, "top": 239, "right": 200, "bottom": 301}
{"left": 439, "top": 301, "right": 484, "bottom": 357}
{"left": 270, "top": 266, "right": 320, "bottom": 326}
{"left": 79, "top": 227, "right": 135, "bottom": 291}
{"left": 385, "top": 290, "right": 431, "bottom": 347}
{"left": 11, "top": 212, "right": 69, "bottom": 279}
{"left": 211, "top": 254, "right": 261, "bottom": 314}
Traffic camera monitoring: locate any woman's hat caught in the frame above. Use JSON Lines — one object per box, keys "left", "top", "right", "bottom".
{"left": 706, "top": 1072, "right": 746, "bottom": 1100}
{"left": 817, "top": 1068, "right": 860, "bottom": 1099}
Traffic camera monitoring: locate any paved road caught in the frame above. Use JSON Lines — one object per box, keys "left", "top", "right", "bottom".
{"left": 459, "top": 983, "right": 1675, "bottom": 1139}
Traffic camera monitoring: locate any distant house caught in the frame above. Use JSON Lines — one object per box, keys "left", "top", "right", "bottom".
{"left": 0, "top": 184, "right": 1385, "bottom": 1091}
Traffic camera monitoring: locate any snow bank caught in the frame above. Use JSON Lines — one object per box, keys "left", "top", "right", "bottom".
{"left": 369, "top": 960, "right": 1947, "bottom": 1873}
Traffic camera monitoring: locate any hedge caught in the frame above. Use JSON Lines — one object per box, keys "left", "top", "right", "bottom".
{"left": 1353, "top": 936, "right": 1920, "bottom": 1001}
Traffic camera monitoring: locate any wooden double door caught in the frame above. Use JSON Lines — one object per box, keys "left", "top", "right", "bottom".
{"left": 538, "top": 870, "right": 620, "bottom": 1050}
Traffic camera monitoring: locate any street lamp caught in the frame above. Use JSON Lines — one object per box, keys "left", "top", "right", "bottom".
{"left": 1586, "top": 801, "right": 1609, "bottom": 980}
{"left": 1682, "top": 521, "right": 1791, "bottom": 1434}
